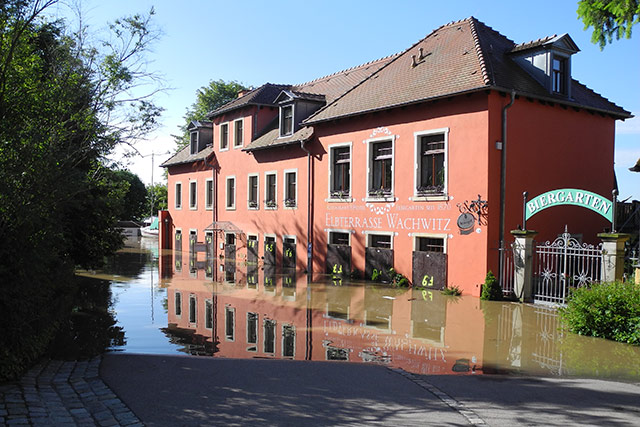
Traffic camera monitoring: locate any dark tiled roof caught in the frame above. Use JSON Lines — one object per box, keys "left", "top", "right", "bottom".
{"left": 306, "top": 17, "right": 630, "bottom": 124}
{"left": 243, "top": 56, "right": 395, "bottom": 151}
{"left": 206, "top": 84, "right": 291, "bottom": 118}
{"left": 187, "top": 120, "right": 212, "bottom": 129}
{"left": 243, "top": 116, "right": 314, "bottom": 151}
{"left": 160, "top": 145, "right": 214, "bottom": 168}
{"left": 293, "top": 55, "right": 396, "bottom": 104}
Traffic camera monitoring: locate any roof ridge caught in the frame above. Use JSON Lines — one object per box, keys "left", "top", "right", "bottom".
{"left": 294, "top": 53, "right": 399, "bottom": 88}
{"left": 306, "top": 16, "right": 494, "bottom": 124}
{"left": 512, "top": 34, "right": 558, "bottom": 50}
{"left": 467, "top": 17, "right": 492, "bottom": 86}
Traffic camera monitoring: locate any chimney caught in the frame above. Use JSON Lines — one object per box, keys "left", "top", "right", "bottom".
{"left": 237, "top": 90, "right": 249, "bottom": 98}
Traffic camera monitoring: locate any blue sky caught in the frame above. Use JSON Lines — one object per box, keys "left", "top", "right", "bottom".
{"left": 49, "top": 0, "right": 639, "bottom": 200}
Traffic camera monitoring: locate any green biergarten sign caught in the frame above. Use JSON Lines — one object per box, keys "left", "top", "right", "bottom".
{"left": 525, "top": 188, "right": 613, "bottom": 222}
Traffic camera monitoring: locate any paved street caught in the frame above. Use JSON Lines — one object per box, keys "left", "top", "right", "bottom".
{"left": 2, "top": 353, "right": 640, "bottom": 426}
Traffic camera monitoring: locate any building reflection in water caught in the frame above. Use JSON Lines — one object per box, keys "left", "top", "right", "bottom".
{"left": 156, "top": 248, "right": 640, "bottom": 380}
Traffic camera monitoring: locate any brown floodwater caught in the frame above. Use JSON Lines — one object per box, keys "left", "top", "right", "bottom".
{"left": 91, "top": 239, "right": 640, "bottom": 382}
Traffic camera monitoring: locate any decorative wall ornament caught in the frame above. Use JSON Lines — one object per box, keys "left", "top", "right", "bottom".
{"left": 365, "top": 202, "right": 395, "bottom": 215}
{"left": 369, "top": 126, "right": 393, "bottom": 138}
{"left": 456, "top": 194, "right": 489, "bottom": 234}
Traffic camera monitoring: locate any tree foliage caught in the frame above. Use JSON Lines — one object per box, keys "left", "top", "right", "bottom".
{"left": 112, "top": 170, "right": 148, "bottom": 220}
{"left": 0, "top": 0, "right": 162, "bottom": 380}
{"left": 577, "top": 0, "right": 640, "bottom": 48}
{"left": 174, "top": 79, "right": 248, "bottom": 150}
{"left": 147, "top": 182, "right": 168, "bottom": 215}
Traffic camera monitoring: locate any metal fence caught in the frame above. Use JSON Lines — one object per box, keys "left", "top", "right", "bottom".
{"left": 533, "top": 227, "right": 602, "bottom": 305}
{"left": 498, "top": 243, "right": 515, "bottom": 297}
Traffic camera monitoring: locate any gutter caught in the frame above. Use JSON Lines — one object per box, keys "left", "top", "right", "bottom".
{"left": 205, "top": 154, "right": 218, "bottom": 282}
{"left": 498, "top": 90, "right": 516, "bottom": 282}
{"left": 303, "top": 86, "right": 631, "bottom": 126}
{"left": 300, "top": 138, "right": 313, "bottom": 282}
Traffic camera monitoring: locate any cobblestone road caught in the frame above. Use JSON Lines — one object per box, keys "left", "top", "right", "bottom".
{"left": 0, "top": 357, "right": 141, "bottom": 426}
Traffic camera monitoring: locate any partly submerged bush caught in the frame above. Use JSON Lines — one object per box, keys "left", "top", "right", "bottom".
{"left": 560, "top": 281, "right": 640, "bottom": 345}
{"left": 442, "top": 285, "right": 462, "bottom": 296}
{"left": 480, "top": 271, "right": 502, "bottom": 300}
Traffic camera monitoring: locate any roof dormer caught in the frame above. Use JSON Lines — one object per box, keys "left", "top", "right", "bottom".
{"left": 187, "top": 120, "right": 213, "bottom": 155}
{"left": 509, "top": 33, "right": 580, "bottom": 98}
{"left": 274, "top": 90, "right": 325, "bottom": 138}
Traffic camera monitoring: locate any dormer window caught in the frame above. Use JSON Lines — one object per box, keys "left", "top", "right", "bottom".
{"left": 509, "top": 33, "right": 578, "bottom": 99}
{"left": 190, "top": 131, "right": 198, "bottom": 155}
{"left": 280, "top": 105, "right": 293, "bottom": 137}
{"left": 552, "top": 56, "right": 567, "bottom": 94}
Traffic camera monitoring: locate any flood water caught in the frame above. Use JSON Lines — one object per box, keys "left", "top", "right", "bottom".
{"left": 82, "top": 238, "right": 640, "bottom": 382}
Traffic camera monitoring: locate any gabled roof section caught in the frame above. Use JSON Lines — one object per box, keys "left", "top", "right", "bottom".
{"left": 206, "top": 83, "right": 291, "bottom": 119}
{"left": 160, "top": 144, "right": 214, "bottom": 168}
{"left": 510, "top": 33, "right": 580, "bottom": 54}
{"left": 293, "top": 55, "right": 396, "bottom": 104}
{"left": 243, "top": 55, "right": 396, "bottom": 152}
{"left": 306, "top": 17, "right": 629, "bottom": 124}
{"left": 274, "top": 89, "right": 325, "bottom": 104}
{"left": 243, "top": 115, "right": 314, "bottom": 152}
{"left": 187, "top": 120, "right": 212, "bottom": 130}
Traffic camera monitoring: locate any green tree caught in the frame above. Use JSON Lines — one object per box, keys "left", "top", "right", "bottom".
{"left": 577, "top": 0, "right": 640, "bottom": 49}
{"left": 146, "top": 182, "right": 168, "bottom": 215}
{"left": 0, "top": 0, "right": 162, "bottom": 380}
{"left": 112, "top": 170, "right": 148, "bottom": 220}
{"left": 174, "top": 79, "right": 248, "bottom": 150}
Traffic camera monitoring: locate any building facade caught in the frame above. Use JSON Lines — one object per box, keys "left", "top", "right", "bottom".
{"left": 160, "top": 17, "right": 630, "bottom": 296}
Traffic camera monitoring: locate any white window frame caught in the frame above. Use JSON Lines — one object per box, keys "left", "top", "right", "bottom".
{"left": 283, "top": 168, "right": 297, "bottom": 209}
{"left": 174, "top": 182, "right": 182, "bottom": 210}
{"left": 174, "top": 291, "right": 182, "bottom": 318}
{"left": 412, "top": 233, "right": 448, "bottom": 254}
{"left": 219, "top": 122, "right": 229, "bottom": 151}
{"left": 189, "top": 294, "right": 197, "bottom": 324}
{"left": 247, "top": 312, "right": 259, "bottom": 348}
{"left": 413, "top": 128, "right": 449, "bottom": 202}
{"left": 327, "top": 142, "right": 353, "bottom": 202}
{"left": 364, "top": 231, "right": 394, "bottom": 250}
{"left": 247, "top": 173, "right": 259, "bottom": 210}
{"left": 189, "top": 180, "right": 197, "bottom": 210}
{"left": 281, "top": 324, "right": 295, "bottom": 358}
{"left": 225, "top": 175, "right": 236, "bottom": 210}
{"left": 327, "top": 229, "right": 352, "bottom": 246}
{"left": 279, "top": 104, "right": 294, "bottom": 137}
{"left": 205, "top": 178, "right": 213, "bottom": 210}
{"left": 263, "top": 318, "right": 276, "bottom": 354}
{"left": 264, "top": 171, "right": 277, "bottom": 210}
{"left": 264, "top": 233, "right": 277, "bottom": 263}
{"left": 365, "top": 135, "right": 396, "bottom": 202}
{"left": 225, "top": 305, "right": 235, "bottom": 342}
{"left": 204, "top": 299, "right": 213, "bottom": 330}
{"left": 233, "top": 118, "right": 244, "bottom": 148}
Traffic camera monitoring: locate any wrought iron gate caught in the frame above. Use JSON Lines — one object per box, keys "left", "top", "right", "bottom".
{"left": 533, "top": 227, "right": 602, "bottom": 305}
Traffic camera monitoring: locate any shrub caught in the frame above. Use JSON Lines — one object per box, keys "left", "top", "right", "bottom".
{"left": 442, "top": 285, "right": 462, "bottom": 296}
{"left": 480, "top": 271, "right": 502, "bottom": 300}
{"left": 560, "top": 281, "right": 640, "bottom": 345}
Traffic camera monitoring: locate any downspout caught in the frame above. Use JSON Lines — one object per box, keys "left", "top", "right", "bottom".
{"left": 205, "top": 155, "right": 218, "bottom": 282}
{"left": 300, "top": 136, "right": 313, "bottom": 361}
{"left": 300, "top": 138, "right": 313, "bottom": 283}
{"left": 498, "top": 90, "right": 516, "bottom": 280}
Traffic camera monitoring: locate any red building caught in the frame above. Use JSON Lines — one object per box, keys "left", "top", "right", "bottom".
{"left": 161, "top": 17, "right": 630, "bottom": 296}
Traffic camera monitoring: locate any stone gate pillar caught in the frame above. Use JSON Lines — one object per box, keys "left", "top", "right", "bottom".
{"left": 510, "top": 230, "right": 538, "bottom": 303}
{"left": 597, "top": 233, "right": 630, "bottom": 283}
